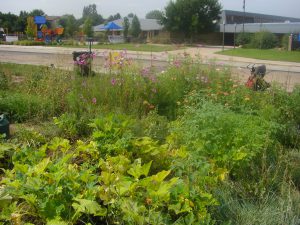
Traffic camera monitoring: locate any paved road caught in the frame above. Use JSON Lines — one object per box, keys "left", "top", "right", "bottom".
{"left": 1, "top": 44, "right": 300, "bottom": 91}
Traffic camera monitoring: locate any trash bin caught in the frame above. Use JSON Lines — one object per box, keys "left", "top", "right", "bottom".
{"left": 72, "top": 51, "right": 92, "bottom": 76}
{"left": 0, "top": 114, "right": 10, "bottom": 139}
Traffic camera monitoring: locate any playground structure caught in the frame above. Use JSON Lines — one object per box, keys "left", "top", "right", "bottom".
{"left": 33, "top": 16, "right": 64, "bottom": 43}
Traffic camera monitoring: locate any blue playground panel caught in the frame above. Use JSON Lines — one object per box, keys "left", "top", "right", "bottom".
{"left": 34, "top": 16, "right": 46, "bottom": 24}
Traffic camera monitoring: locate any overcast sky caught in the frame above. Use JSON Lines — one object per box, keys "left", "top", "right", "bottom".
{"left": 1, "top": 0, "right": 300, "bottom": 19}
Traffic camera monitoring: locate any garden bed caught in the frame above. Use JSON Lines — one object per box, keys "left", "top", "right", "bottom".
{"left": 0, "top": 58, "right": 300, "bottom": 224}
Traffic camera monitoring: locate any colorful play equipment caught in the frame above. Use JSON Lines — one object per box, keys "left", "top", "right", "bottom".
{"left": 33, "top": 16, "right": 64, "bottom": 43}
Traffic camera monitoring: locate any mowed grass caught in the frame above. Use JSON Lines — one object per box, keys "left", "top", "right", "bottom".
{"left": 217, "top": 48, "right": 300, "bottom": 63}
{"left": 65, "top": 43, "right": 184, "bottom": 52}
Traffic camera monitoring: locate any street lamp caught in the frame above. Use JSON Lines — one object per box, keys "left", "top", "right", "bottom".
{"left": 87, "top": 37, "right": 93, "bottom": 53}
{"left": 243, "top": 0, "right": 245, "bottom": 33}
{"left": 234, "top": 23, "right": 237, "bottom": 49}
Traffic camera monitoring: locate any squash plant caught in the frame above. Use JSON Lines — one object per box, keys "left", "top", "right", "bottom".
{"left": 0, "top": 115, "right": 218, "bottom": 224}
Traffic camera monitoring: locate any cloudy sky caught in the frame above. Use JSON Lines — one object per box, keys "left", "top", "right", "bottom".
{"left": 1, "top": 0, "right": 299, "bottom": 19}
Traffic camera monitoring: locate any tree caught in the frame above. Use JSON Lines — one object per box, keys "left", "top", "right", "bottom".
{"left": 83, "top": 17, "right": 93, "bottom": 37}
{"left": 58, "top": 14, "right": 78, "bottom": 38}
{"left": 146, "top": 10, "right": 163, "bottom": 21}
{"left": 65, "top": 15, "right": 78, "bottom": 38}
{"left": 106, "top": 13, "right": 122, "bottom": 22}
{"left": 0, "top": 12, "right": 18, "bottom": 33}
{"left": 130, "top": 15, "right": 141, "bottom": 38}
{"left": 82, "top": 4, "right": 103, "bottom": 26}
{"left": 106, "top": 15, "right": 114, "bottom": 22}
{"left": 16, "top": 11, "right": 29, "bottom": 32}
{"left": 127, "top": 13, "right": 134, "bottom": 18}
{"left": 26, "top": 16, "right": 36, "bottom": 39}
{"left": 29, "top": 9, "right": 45, "bottom": 16}
{"left": 113, "top": 13, "right": 121, "bottom": 20}
{"left": 123, "top": 17, "right": 130, "bottom": 40}
{"left": 162, "top": 0, "right": 221, "bottom": 40}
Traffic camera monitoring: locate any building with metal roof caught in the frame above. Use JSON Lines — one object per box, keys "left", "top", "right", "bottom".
{"left": 219, "top": 10, "right": 300, "bottom": 34}
{"left": 94, "top": 18, "right": 163, "bottom": 42}
{"left": 220, "top": 22, "right": 300, "bottom": 34}
{"left": 94, "top": 18, "right": 163, "bottom": 32}
{"left": 218, "top": 10, "right": 300, "bottom": 46}
{"left": 220, "top": 10, "right": 300, "bottom": 25}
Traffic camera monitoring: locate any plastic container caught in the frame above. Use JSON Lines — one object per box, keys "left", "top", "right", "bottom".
{"left": 0, "top": 114, "right": 10, "bottom": 139}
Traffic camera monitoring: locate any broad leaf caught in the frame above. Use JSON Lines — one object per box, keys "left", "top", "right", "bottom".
{"left": 72, "top": 198, "right": 107, "bottom": 216}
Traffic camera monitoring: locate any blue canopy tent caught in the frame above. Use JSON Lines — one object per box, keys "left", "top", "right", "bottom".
{"left": 101, "top": 22, "right": 123, "bottom": 43}
{"left": 102, "top": 22, "right": 123, "bottom": 31}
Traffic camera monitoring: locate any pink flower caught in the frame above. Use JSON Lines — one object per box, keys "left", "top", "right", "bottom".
{"left": 141, "top": 67, "right": 150, "bottom": 77}
{"left": 111, "top": 78, "right": 117, "bottom": 86}
{"left": 92, "top": 97, "right": 97, "bottom": 104}
{"left": 173, "top": 60, "right": 181, "bottom": 68}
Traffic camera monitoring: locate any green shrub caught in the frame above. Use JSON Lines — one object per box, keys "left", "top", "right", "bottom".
{"left": 54, "top": 113, "right": 92, "bottom": 140}
{"left": 250, "top": 31, "right": 278, "bottom": 49}
{"left": 236, "top": 32, "right": 253, "bottom": 46}
{"left": 14, "top": 40, "right": 46, "bottom": 46}
{"left": 0, "top": 71, "right": 8, "bottom": 90}
{"left": 281, "top": 34, "right": 290, "bottom": 50}
{"left": 61, "top": 39, "right": 78, "bottom": 46}
{"left": 94, "top": 32, "right": 106, "bottom": 43}
{"left": 171, "top": 99, "right": 277, "bottom": 171}
{"left": 0, "top": 92, "right": 51, "bottom": 122}
{"left": 137, "top": 110, "right": 169, "bottom": 142}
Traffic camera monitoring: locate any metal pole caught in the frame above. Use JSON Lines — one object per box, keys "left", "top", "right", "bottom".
{"left": 243, "top": 0, "right": 245, "bottom": 33}
{"left": 222, "top": 23, "right": 225, "bottom": 51}
{"left": 234, "top": 23, "right": 237, "bottom": 49}
{"left": 89, "top": 39, "right": 92, "bottom": 53}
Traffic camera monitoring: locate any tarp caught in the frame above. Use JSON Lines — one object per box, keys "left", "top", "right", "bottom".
{"left": 102, "top": 22, "right": 123, "bottom": 30}
{"left": 34, "top": 16, "right": 46, "bottom": 24}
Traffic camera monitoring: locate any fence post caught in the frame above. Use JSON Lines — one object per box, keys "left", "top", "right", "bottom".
{"left": 288, "top": 34, "right": 292, "bottom": 51}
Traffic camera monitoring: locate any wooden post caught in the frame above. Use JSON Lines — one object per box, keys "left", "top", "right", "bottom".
{"left": 288, "top": 34, "right": 293, "bottom": 51}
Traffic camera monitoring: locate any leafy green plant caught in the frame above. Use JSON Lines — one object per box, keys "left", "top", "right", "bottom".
{"left": 281, "top": 34, "right": 290, "bottom": 50}
{"left": 250, "top": 31, "right": 278, "bottom": 49}
{"left": 1, "top": 134, "right": 216, "bottom": 224}
{"left": 137, "top": 110, "right": 169, "bottom": 142}
{"left": 236, "top": 32, "right": 253, "bottom": 46}
{"left": 90, "top": 114, "right": 134, "bottom": 157}
{"left": 0, "top": 71, "right": 9, "bottom": 90}
{"left": 54, "top": 113, "right": 91, "bottom": 140}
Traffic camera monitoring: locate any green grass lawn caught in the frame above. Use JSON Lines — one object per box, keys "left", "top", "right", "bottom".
{"left": 217, "top": 48, "right": 300, "bottom": 63}
{"left": 64, "top": 43, "right": 184, "bottom": 52}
